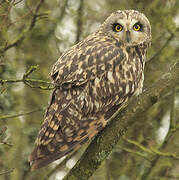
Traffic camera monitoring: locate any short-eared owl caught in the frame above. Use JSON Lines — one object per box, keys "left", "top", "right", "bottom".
{"left": 29, "top": 10, "right": 151, "bottom": 170}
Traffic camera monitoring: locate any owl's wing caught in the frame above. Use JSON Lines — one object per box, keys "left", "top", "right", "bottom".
{"left": 51, "top": 39, "right": 125, "bottom": 89}
{"left": 29, "top": 39, "right": 127, "bottom": 170}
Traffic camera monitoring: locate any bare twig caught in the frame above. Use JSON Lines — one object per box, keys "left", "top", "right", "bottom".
{"left": 0, "top": 0, "right": 45, "bottom": 54}
{"left": 75, "top": 0, "right": 84, "bottom": 44}
{"left": 0, "top": 168, "right": 14, "bottom": 176}
{"left": 118, "top": 145, "right": 151, "bottom": 162}
{"left": 123, "top": 137, "right": 153, "bottom": 154}
{"left": 0, "top": 78, "right": 55, "bottom": 89}
{"left": 0, "top": 109, "right": 42, "bottom": 120}
{"left": 29, "top": 0, "right": 44, "bottom": 30}
{"left": 0, "top": 141, "right": 14, "bottom": 147}
{"left": 150, "top": 147, "right": 179, "bottom": 160}
{"left": 0, "top": 65, "right": 57, "bottom": 90}
{"left": 13, "top": 0, "right": 24, "bottom": 6}
{"left": 123, "top": 138, "right": 179, "bottom": 160}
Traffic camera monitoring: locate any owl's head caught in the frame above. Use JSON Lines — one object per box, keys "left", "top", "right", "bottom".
{"left": 101, "top": 10, "right": 151, "bottom": 46}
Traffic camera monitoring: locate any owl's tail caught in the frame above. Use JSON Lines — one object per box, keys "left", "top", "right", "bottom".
{"left": 29, "top": 88, "right": 107, "bottom": 170}
{"left": 29, "top": 144, "right": 74, "bottom": 170}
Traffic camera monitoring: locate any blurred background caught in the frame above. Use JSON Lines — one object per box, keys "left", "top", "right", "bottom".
{"left": 0, "top": 0, "right": 179, "bottom": 179}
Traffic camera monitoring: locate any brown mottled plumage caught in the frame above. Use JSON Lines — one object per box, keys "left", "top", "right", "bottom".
{"left": 29, "top": 10, "right": 151, "bottom": 170}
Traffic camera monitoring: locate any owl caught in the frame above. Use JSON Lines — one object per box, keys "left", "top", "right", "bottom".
{"left": 29, "top": 10, "right": 151, "bottom": 170}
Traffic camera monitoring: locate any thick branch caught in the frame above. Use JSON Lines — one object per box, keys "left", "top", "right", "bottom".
{"left": 63, "top": 61, "right": 179, "bottom": 180}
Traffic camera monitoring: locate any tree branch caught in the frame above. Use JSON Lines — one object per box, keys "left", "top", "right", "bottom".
{"left": 0, "top": 65, "right": 57, "bottom": 90}
{"left": 0, "top": 109, "right": 42, "bottom": 121}
{"left": 118, "top": 145, "right": 151, "bottom": 162}
{"left": 29, "top": 0, "right": 44, "bottom": 30}
{"left": 75, "top": 0, "right": 84, "bottom": 44}
{"left": 63, "top": 61, "right": 179, "bottom": 180}
{"left": 123, "top": 138, "right": 179, "bottom": 160}
{"left": 0, "top": 168, "right": 14, "bottom": 176}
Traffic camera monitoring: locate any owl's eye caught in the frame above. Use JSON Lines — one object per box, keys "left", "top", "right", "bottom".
{"left": 113, "top": 23, "right": 123, "bottom": 32}
{"left": 133, "top": 23, "right": 143, "bottom": 31}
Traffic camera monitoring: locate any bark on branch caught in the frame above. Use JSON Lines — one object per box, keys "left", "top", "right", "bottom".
{"left": 63, "top": 61, "right": 179, "bottom": 180}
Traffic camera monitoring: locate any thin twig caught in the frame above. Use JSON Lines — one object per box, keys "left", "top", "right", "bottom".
{"left": 118, "top": 145, "right": 151, "bottom": 162}
{"left": 0, "top": 65, "right": 57, "bottom": 90}
{"left": 123, "top": 137, "right": 153, "bottom": 154}
{"left": 0, "top": 141, "right": 14, "bottom": 147}
{"left": 29, "top": 0, "right": 44, "bottom": 30}
{"left": 123, "top": 137, "right": 179, "bottom": 160}
{"left": 75, "top": 0, "right": 84, "bottom": 44}
{"left": 0, "top": 168, "right": 14, "bottom": 175}
{"left": 0, "top": 0, "right": 45, "bottom": 54}
{"left": 150, "top": 147, "right": 179, "bottom": 160}
{"left": 0, "top": 109, "right": 42, "bottom": 120}
{"left": 13, "top": 0, "right": 24, "bottom": 6}
{"left": 0, "top": 78, "right": 56, "bottom": 90}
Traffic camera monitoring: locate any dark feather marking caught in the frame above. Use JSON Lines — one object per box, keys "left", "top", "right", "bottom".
{"left": 126, "top": 70, "right": 130, "bottom": 79}
{"left": 88, "top": 55, "right": 94, "bottom": 66}
{"left": 135, "top": 46, "right": 143, "bottom": 67}
{"left": 104, "top": 104, "right": 121, "bottom": 120}
{"left": 52, "top": 71, "right": 58, "bottom": 81}
{"left": 79, "top": 136, "right": 89, "bottom": 145}
{"left": 49, "top": 91, "right": 56, "bottom": 106}
{"left": 79, "top": 54, "right": 86, "bottom": 61}
{"left": 115, "top": 41, "right": 122, "bottom": 47}
{"left": 97, "top": 123, "right": 103, "bottom": 131}
{"left": 128, "top": 81, "right": 133, "bottom": 93}
{"left": 126, "top": 47, "right": 130, "bottom": 53}
{"left": 99, "top": 47, "right": 107, "bottom": 58}
{"left": 80, "top": 131, "right": 88, "bottom": 137}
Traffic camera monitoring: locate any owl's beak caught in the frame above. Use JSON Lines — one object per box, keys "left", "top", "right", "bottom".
{"left": 125, "top": 30, "right": 131, "bottom": 43}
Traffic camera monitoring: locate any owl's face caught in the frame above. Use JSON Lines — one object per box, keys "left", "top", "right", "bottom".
{"left": 102, "top": 10, "right": 151, "bottom": 46}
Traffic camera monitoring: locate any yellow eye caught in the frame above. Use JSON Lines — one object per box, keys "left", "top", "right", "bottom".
{"left": 133, "top": 24, "right": 142, "bottom": 31}
{"left": 114, "top": 24, "right": 123, "bottom": 32}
